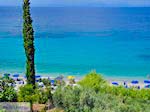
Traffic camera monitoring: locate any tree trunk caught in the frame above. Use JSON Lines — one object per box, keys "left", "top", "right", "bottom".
{"left": 30, "top": 101, "right": 33, "bottom": 112}
{"left": 23, "top": 0, "right": 35, "bottom": 86}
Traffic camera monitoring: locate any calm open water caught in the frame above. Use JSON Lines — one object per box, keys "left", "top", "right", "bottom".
{"left": 0, "top": 7, "right": 150, "bottom": 78}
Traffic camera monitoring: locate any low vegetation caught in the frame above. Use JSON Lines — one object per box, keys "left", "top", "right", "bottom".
{"left": 0, "top": 79, "right": 17, "bottom": 102}
{"left": 0, "top": 72, "right": 150, "bottom": 112}
{"left": 53, "top": 72, "right": 150, "bottom": 112}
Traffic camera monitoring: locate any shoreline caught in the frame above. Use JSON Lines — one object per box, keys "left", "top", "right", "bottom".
{"left": 1, "top": 72, "right": 149, "bottom": 84}
{"left": 1, "top": 72, "right": 150, "bottom": 89}
{"left": 0, "top": 72, "right": 149, "bottom": 81}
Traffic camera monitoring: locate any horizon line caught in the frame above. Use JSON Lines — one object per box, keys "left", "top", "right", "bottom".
{"left": 0, "top": 5, "right": 150, "bottom": 8}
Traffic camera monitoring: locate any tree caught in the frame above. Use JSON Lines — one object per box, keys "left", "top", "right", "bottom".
{"left": 23, "top": 0, "right": 35, "bottom": 86}
{"left": 18, "top": 84, "right": 39, "bottom": 111}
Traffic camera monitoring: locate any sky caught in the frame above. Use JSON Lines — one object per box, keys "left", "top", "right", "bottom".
{"left": 0, "top": 0, "right": 150, "bottom": 7}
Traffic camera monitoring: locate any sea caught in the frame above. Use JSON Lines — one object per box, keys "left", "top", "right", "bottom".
{"left": 0, "top": 7, "right": 150, "bottom": 79}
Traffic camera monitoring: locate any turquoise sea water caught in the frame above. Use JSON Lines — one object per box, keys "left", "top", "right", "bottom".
{"left": 0, "top": 7, "right": 150, "bottom": 79}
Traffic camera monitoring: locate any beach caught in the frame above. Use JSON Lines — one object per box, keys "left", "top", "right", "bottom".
{"left": 1, "top": 72, "right": 149, "bottom": 89}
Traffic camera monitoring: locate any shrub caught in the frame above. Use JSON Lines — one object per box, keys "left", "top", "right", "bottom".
{"left": 0, "top": 80, "right": 17, "bottom": 102}
{"left": 18, "top": 84, "right": 38, "bottom": 102}
{"left": 38, "top": 88, "right": 48, "bottom": 104}
{"left": 78, "top": 71, "right": 106, "bottom": 92}
{"left": 62, "top": 86, "right": 80, "bottom": 111}
{"left": 53, "top": 86, "right": 63, "bottom": 108}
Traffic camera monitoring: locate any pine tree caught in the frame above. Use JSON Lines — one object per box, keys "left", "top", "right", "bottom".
{"left": 23, "top": 0, "right": 35, "bottom": 86}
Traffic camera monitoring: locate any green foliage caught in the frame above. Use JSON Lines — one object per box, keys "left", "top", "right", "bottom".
{"left": 37, "top": 87, "right": 53, "bottom": 104}
{"left": 62, "top": 86, "right": 80, "bottom": 111}
{"left": 78, "top": 71, "right": 106, "bottom": 92}
{"left": 79, "top": 89, "right": 96, "bottom": 112}
{"left": 41, "top": 78, "right": 51, "bottom": 87}
{"left": 0, "top": 72, "right": 149, "bottom": 112}
{"left": 53, "top": 86, "right": 150, "bottom": 112}
{"left": 18, "top": 84, "right": 38, "bottom": 102}
{"left": 45, "top": 86, "right": 53, "bottom": 102}
{"left": 0, "top": 109, "right": 6, "bottom": 112}
{"left": 53, "top": 86, "right": 63, "bottom": 107}
{"left": 18, "top": 84, "right": 53, "bottom": 105}
{"left": 0, "top": 80, "right": 17, "bottom": 102}
{"left": 53, "top": 86, "right": 81, "bottom": 112}
{"left": 55, "top": 80, "right": 66, "bottom": 87}
{"left": 38, "top": 88, "right": 48, "bottom": 104}
{"left": 53, "top": 72, "right": 150, "bottom": 112}
{"left": 23, "top": 0, "right": 35, "bottom": 85}
{"left": 2, "top": 77, "right": 15, "bottom": 84}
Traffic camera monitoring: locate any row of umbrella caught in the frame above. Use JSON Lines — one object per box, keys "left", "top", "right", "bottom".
{"left": 2, "top": 73, "right": 75, "bottom": 80}
{"left": 1, "top": 73, "right": 42, "bottom": 79}
{"left": 131, "top": 80, "right": 150, "bottom": 84}
{"left": 112, "top": 80, "right": 150, "bottom": 86}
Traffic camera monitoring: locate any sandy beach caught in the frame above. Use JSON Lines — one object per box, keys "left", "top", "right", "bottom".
{"left": 1, "top": 72, "right": 149, "bottom": 89}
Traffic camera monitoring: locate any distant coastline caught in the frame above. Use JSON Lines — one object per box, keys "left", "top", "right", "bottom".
{"left": 0, "top": 71, "right": 148, "bottom": 81}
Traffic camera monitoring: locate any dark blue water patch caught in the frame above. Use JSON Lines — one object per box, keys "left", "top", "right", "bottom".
{"left": 114, "top": 30, "right": 150, "bottom": 42}
{"left": 35, "top": 31, "right": 117, "bottom": 38}
{"left": 144, "top": 47, "right": 150, "bottom": 50}
{"left": 138, "top": 54, "right": 150, "bottom": 60}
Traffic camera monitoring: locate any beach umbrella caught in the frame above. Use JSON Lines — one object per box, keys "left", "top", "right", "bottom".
{"left": 55, "top": 76, "right": 63, "bottom": 81}
{"left": 35, "top": 79, "right": 40, "bottom": 82}
{"left": 131, "top": 80, "right": 139, "bottom": 84}
{"left": 144, "top": 80, "right": 150, "bottom": 84}
{"left": 55, "top": 77, "right": 61, "bottom": 81}
{"left": 112, "top": 82, "right": 119, "bottom": 86}
{"left": 67, "top": 76, "right": 75, "bottom": 80}
{"left": 50, "top": 80, "right": 55, "bottom": 84}
{"left": 12, "top": 75, "right": 19, "bottom": 81}
{"left": 13, "top": 74, "right": 19, "bottom": 78}
{"left": 3, "top": 73, "right": 10, "bottom": 79}
{"left": 3, "top": 73, "right": 10, "bottom": 77}
{"left": 35, "top": 75, "right": 41, "bottom": 79}
{"left": 35, "top": 75, "right": 41, "bottom": 82}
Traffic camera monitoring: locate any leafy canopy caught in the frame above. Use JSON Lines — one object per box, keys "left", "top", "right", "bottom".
{"left": 78, "top": 71, "right": 106, "bottom": 92}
